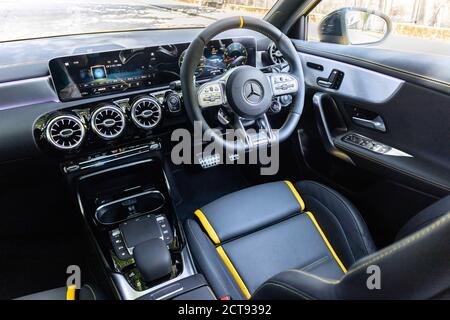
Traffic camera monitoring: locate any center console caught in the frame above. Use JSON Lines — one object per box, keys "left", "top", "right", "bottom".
{"left": 72, "top": 157, "right": 215, "bottom": 300}
{"left": 47, "top": 37, "right": 259, "bottom": 300}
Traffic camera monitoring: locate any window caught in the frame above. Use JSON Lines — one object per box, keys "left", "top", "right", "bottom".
{"left": 306, "top": 0, "right": 450, "bottom": 56}
{"left": 0, "top": 0, "right": 278, "bottom": 43}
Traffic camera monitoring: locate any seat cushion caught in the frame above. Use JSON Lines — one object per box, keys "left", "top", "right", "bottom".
{"left": 185, "top": 180, "right": 376, "bottom": 299}
{"left": 220, "top": 213, "right": 346, "bottom": 296}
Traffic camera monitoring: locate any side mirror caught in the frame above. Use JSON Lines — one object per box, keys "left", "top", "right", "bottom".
{"left": 318, "top": 7, "right": 392, "bottom": 45}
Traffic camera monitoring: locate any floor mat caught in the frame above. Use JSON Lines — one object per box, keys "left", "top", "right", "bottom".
{"left": 172, "top": 165, "right": 250, "bottom": 221}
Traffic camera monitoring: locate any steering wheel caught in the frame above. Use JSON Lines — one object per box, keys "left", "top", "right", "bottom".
{"left": 180, "top": 16, "right": 305, "bottom": 152}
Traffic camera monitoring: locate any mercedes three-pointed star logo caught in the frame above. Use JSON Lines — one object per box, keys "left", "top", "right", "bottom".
{"left": 243, "top": 80, "right": 263, "bottom": 104}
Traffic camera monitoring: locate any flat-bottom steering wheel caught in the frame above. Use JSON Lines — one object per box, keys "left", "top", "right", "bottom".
{"left": 180, "top": 16, "right": 305, "bottom": 152}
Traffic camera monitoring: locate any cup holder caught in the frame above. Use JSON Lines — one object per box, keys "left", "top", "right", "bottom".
{"left": 95, "top": 190, "right": 165, "bottom": 225}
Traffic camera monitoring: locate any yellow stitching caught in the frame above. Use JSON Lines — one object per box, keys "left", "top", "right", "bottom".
{"left": 285, "top": 269, "right": 340, "bottom": 284}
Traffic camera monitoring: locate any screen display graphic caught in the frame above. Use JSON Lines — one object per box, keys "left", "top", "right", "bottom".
{"left": 49, "top": 37, "right": 256, "bottom": 102}
{"left": 91, "top": 65, "right": 107, "bottom": 80}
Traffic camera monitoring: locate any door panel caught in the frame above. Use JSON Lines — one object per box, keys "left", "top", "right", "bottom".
{"left": 291, "top": 41, "right": 450, "bottom": 245}
{"left": 301, "top": 52, "right": 405, "bottom": 104}
{"left": 296, "top": 46, "right": 450, "bottom": 194}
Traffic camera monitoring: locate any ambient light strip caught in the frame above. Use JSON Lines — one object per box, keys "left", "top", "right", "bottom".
{"left": 306, "top": 211, "right": 348, "bottom": 273}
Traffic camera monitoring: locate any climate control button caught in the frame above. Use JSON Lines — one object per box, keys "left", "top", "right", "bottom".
{"left": 165, "top": 92, "right": 181, "bottom": 113}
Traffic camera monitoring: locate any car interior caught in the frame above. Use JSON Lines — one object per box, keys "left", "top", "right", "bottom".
{"left": 0, "top": 0, "right": 449, "bottom": 301}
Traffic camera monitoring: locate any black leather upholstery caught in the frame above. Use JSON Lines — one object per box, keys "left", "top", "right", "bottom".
{"left": 186, "top": 180, "right": 450, "bottom": 300}
{"left": 196, "top": 181, "right": 303, "bottom": 243}
{"left": 220, "top": 213, "right": 345, "bottom": 294}
{"left": 253, "top": 194, "right": 450, "bottom": 300}
{"left": 296, "top": 181, "right": 376, "bottom": 267}
{"left": 185, "top": 219, "right": 246, "bottom": 300}
{"left": 253, "top": 210, "right": 450, "bottom": 300}
{"left": 185, "top": 180, "right": 368, "bottom": 299}
{"left": 396, "top": 195, "right": 450, "bottom": 240}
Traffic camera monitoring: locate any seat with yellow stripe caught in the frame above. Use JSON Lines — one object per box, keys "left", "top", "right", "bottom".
{"left": 184, "top": 180, "right": 376, "bottom": 300}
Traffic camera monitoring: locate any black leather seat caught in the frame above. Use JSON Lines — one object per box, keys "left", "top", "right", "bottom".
{"left": 185, "top": 180, "right": 450, "bottom": 300}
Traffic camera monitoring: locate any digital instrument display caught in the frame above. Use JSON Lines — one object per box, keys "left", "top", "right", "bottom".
{"left": 49, "top": 37, "right": 256, "bottom": 102}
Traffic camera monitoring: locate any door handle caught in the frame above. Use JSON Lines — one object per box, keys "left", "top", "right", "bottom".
{"left": 352, "top": 115, "right": 386, "bottom": 132}
{"left": 312, "top": 92, "right": 354, "bottom": 164}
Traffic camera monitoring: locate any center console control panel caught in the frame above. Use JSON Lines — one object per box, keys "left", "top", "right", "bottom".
{"left": 69, "top": 152, "right": 216, "bottom": 300}
{"left": 75, "top": 160, "right": 193, "bottom": 297}
{"left": 63, "top": 141, "right": 161, "bottom": 173}
{"left": 110, "top": 214, "right": 174, "bottom": 261}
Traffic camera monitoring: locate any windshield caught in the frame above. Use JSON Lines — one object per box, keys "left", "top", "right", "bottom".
{"left": 0, "top": 0, "right": 277, "bottom": 42}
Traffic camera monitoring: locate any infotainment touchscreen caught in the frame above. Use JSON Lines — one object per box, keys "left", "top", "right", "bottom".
{"left": 49, "top": 37, "right": 256, "bottom": 102}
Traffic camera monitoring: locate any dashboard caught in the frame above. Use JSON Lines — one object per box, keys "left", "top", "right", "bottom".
{"left": 49, "top": 37, "right": 256, "bottom": 102}
{"left": 23, "top": 36, "right": 273, "bottom": 159}
{"left": 0, "top": 25, "right": 447, "bottom": 200}
{"left": 0, "top": 28, "right": 285, "bottom": 164}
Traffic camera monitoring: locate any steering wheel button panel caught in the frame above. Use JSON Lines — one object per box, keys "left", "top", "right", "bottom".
{"left": 268, "top": 73, "right": 299, "bottom": 96}
{"left": 198, "top": 82, "right": 224, "bottom": 108}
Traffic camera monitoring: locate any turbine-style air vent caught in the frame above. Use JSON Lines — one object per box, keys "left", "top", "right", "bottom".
{"left": 268, "top": 43, "right": 285, "bottom": 65}
{"left": 131, "top": 96, "right": 162, "bottom": 130}
{"left": 46, "top": 114, "right": 85, "bottom": 150}
{"left": 91, "top": 105, "right": 126, "bottom": 140}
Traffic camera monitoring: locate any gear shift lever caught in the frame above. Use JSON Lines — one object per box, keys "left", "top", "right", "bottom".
{"left": 133, "top": 238, "right": 172, "bottom": 283}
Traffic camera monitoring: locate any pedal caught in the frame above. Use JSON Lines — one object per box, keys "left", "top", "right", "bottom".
{"left": 228, "top": 153, "right": 240, "bottom": 162}
{"left": 197, "top": 153, "right": 220, "bottom": 169}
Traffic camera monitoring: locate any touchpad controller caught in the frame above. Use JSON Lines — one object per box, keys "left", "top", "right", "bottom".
{"left": 110, "top": 214, "right": 173, "bottom": 260}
